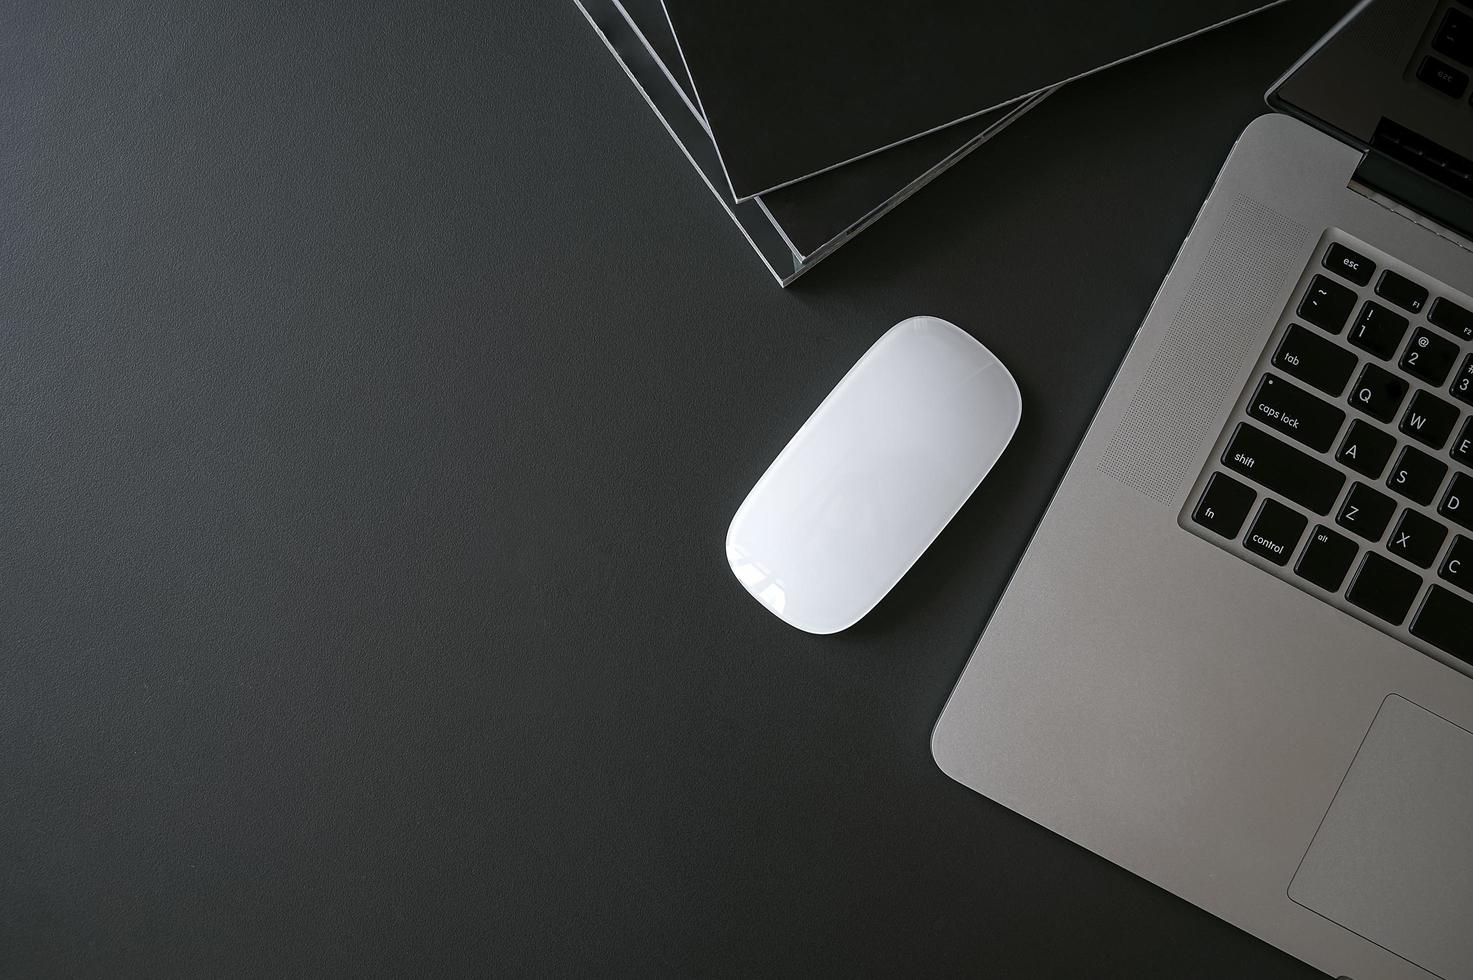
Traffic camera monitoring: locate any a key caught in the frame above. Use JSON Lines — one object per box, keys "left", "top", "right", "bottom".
{"left": 1387, "top": 509, "right": 1448, "bottom": 569}
{"left": 1272, "top": 324, "right": 1357, "bottom": 396}
{"left": 1347, "top": 301, "right": 1408, "bottom": 360}
{"left": 1336, "top": 419, "right": 1396, "bottom": 479}
{"left": 1338, "top": 481, "right": 1397, "bottom": 541}
{"left": 1439, "top": 471, "right": 1473, "bottom": 531}
{"left": 1295, "top": 525, "right": 1357, "bottom": 592}
{"left": 1323, "top": 243, "right": 1375, "bottom": 286}
{"left": 1386, "top": 445, "right": 1449, "bottom": 506}
{"left": 1347, "top": 553, "right": 1423, "bottom": 626}
{"left": 1400, "top": 327, "right": 1459, "bottom": 386}
{"left": 1191, "top": 473, "right": 1255, "bottom": 539}
{"left": 1298, "top": 275, "right": 1356, "bottom": 333}
{"left": 1244, "top": 499, "right": 1307, "bottom": 566}
{"left": 1221, "top": 423, "right": 1345, "bottom": 516}
{"left": 1429, "top": 297, "right": 1473, "bottom": 342}
{"left": 1399, "top": 389, "right": 1460, "bottom": 449}
{"left": 1347, "top": 363, "right": 1408, "bottom": 423}
{"left": 1410, "top": 587, "right": 1473, "bottom": 664}
{"left": 1245, "top": 374, "right": 1345, "bottom": 453}
{"left": 1375, "top": 270, "right": 1428, "bottom": 314}
{"left": 1440, "top": 535, "right": 1473, "bottom": 594}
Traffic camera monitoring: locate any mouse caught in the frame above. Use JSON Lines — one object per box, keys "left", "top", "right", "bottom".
{"left": 726, "top": 315, "right": 1021, "bottom": 634}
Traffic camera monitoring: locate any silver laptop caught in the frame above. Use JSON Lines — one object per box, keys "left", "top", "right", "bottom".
{"left": 933, "top": 2, "right": 1473, "bottom": 978}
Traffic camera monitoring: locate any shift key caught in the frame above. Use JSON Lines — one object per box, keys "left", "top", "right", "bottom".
{"left": 1222, "top": 423, "right": 1346, "bottom": 515}
{"left": 1246, "top": 373, "right": 1346, "bottom": 452}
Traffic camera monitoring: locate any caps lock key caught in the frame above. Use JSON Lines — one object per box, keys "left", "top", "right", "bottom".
{"left": 1246, "top": 374, "right": 1346, "bottom": 453}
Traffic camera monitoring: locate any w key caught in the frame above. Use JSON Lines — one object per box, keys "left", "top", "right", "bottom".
{"left": 1400, "top": 390, "right": 1459, "bottom": 450}
{"left": 1246, "top": 374, "right": 1345, "bottom": 453}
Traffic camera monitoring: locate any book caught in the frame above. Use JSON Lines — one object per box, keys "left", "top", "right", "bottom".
{"left": 662, "top": 0, "right": 1284, "bottom": 199}
{"left": 576, "top": 0, "right": 1048, "bottom": 285}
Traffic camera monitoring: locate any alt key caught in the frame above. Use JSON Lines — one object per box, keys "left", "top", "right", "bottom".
{"left": 1296, "top": 525, "right": 1358, "bottom": 592}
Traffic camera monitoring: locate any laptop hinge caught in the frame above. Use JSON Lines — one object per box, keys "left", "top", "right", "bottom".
{"left": 1351, "top": 146, "right": 1473, "bottom": 252}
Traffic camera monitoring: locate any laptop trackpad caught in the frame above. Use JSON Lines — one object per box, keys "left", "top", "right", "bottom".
{"left": 1289, "top": 695, "right": 1473, "bottom": 979}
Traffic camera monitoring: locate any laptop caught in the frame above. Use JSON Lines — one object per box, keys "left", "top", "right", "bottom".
{"left": 933, "top": 2, "right": 1473, "bottom": 978}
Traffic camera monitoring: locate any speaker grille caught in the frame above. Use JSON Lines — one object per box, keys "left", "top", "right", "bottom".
{"left": 1098, "top": 196, "right": 1310, "bottom": 504}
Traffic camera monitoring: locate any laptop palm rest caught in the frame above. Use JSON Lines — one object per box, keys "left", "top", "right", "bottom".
{"left": 1289, "top": 695, "right": 1473, "bottom": 980}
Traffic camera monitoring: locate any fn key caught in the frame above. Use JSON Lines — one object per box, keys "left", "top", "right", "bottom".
{"left": 1192, "top": 473, "right": 1256, "bottom": 538}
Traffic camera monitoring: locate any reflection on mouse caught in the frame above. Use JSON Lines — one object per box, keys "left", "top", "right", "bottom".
{"left": 726, "top": 316, "right": 1021, "bottom": 634}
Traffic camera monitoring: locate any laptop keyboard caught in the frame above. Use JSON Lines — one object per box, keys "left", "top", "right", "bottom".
{"left": 1182, "top": 233, "right": 1473, "bottom": 673}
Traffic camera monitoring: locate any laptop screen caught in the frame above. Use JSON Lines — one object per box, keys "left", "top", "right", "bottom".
{"left": 1271, "top": 0, "right": 1473, "bottom": 210}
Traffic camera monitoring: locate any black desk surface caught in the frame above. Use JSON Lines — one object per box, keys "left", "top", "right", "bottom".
{"left": 3, "top": 1, "right": 1350, "bottom": 975}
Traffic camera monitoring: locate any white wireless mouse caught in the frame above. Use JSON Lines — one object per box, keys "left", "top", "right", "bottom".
{"left": 726, "top": 316, "right": 1022, "bottom": 634}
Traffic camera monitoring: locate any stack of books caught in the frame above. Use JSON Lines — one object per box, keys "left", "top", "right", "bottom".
{"left": 577, "top": 0, "right": 1283, "bottom": 285}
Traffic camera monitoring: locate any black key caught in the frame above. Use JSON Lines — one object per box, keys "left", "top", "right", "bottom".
{"left": 1388, "top": 509, "right": 1448, "bottom": 569}
{"left": 1440, "top": 535, "right": 1473, "bottom": 594}
{"left": 1191, "top": 473, "right": 1255, "bottom": 539}
{"left": 1338, "top": 481, "right": 1397, "bottom": 540}
{"left": 1298, "top": 275, "right": 1357, "bottom": 333}
{"left": 1272, "top": 324, "right": 1357, "bottom": 396}
{"left": 1453, "top": 417, "right": 1473, "bottom": 466}
{"left": 1399, "top": 389, "right": 1460, "bottom": 449}
{"left": 1429, "top": 297, "right": 1473, "bottom": 343}
{"left": 1417, "top": 55, "right": 1469, "bottom": 97}
{"left": 1386, "top": 445, "right": 1449, "bottom": 506}
{"left": 1410, "top": 587, "right": 1473, "bottom": 664}
{"left": 1296, "top": 525, "right": 1358, "bottom": 592}
{"left": 1221, "top": 423, "right": 1346, "bottom": 516}
{"left": 1347, "top": 553, "right": 1423, "bottom": 626}
{"left": 1439, "top": 471, "right": 1473, "bottom": 531}
{"left": 1322, "top": 243, "right": 1375, "bottom": 286}
{"left": 1245, "top": 374, "right": 1346, "bottom": 452}
{"left": 1347, "top": 363, "right": 1408, "bottom": 423}
{"left": 1399, "top": 327, "right": 1459, "bottom": 386}
{"left": 1433, "top": 7, "right": 1473, "bottom": 66}
{"left": 1452, "top": 354, "right": 1473, "bottom": 407}
{"left": 1347, "top": 301, "right": 1408, "bottom": 360}
{"left": 1336, "top": 419, "right": 1397, "bottom": 479}
{"left": 1375, "top": 270, "right": 1428, "bottom": 314}
{"left": 1244, "top": 499, "right": 1306, "bottom": 566}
